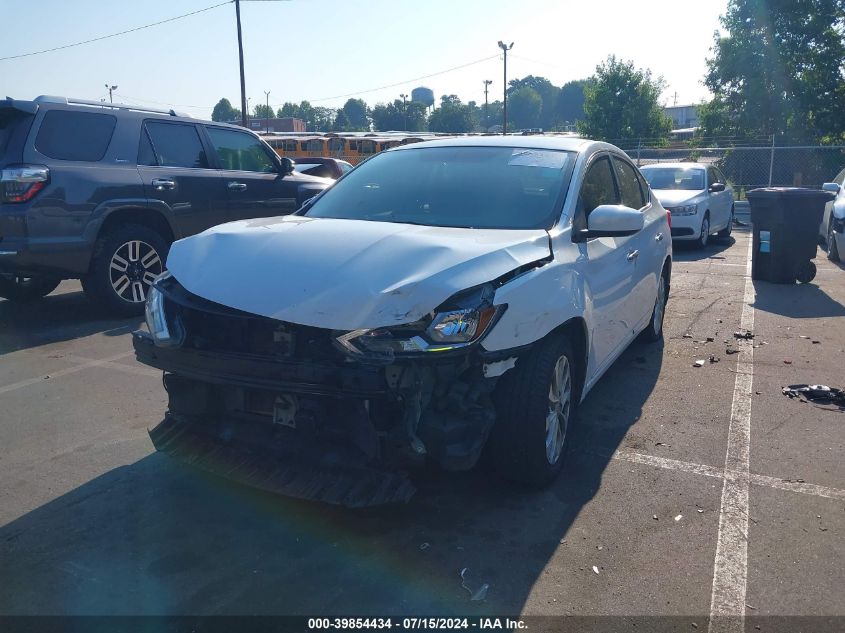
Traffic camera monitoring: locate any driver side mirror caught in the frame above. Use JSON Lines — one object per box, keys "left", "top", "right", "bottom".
{"left": 709, "top": 182, "right": 726, "bottom": 193}
{"left": 822, "top": 182, "right": 840, "bottom": 194}
{"left": 574, "top": 204, "right": 644, "bottom": 241}
{"left": 280, "top": 157, "right": 295, "bottom": 175}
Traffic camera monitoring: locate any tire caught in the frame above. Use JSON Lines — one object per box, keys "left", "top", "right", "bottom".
{"left": 640, "top": 265, "right": 669, "bottom": 343}
{"left": 828, "top": 220, "right": 841, "bottom": 262}
{"left": 82, "top": 223, "right": 168, "bottom": 316}
{"left": 488, "top": 334, "right": 577, "bottom": 487}
{"left": 717, "top": 205, "right": 734, "bottom": 239}
{"left": 696, "top": 214, "right": 710, "bottom": 249}
{"left": 0, "top": 274, "right": 60, "bottom": 302}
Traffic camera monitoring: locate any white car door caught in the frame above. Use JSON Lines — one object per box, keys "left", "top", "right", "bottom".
{"left": 612, "top": 155, "right": 658, "bottom": 332}
{"left": 571, "top": 155, "right": 637, "bottom": 370}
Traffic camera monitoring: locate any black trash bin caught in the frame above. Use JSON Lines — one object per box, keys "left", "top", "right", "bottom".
{"left": 747, "top": 187, "right": 835, "bottom": 284}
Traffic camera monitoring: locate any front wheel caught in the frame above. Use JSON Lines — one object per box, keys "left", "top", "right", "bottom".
{"left": 828, "top": 221, "right": 841, "bottom": 262}
{"left": 489, "top": 334, "right": 576, "bottom": 487}
{"left": 640, "top": 266, "right": 669, "bottom": 342}
{"left": 697, "top": 214, "right": 711, "bottom": 249}
{"left": 0, "top": 274, "right": 60, "bottom": 302}
{"left": 82, "top": 224, "right": 168, "bottom": 316}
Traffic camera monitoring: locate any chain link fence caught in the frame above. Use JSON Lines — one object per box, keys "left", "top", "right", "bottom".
{"left": 618, "top": 143, "right": 845, "bottom": 197}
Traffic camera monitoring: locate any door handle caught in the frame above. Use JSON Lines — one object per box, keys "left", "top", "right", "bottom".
{"left": 151, "top": 178, "right": 175, "bottom": 190}
{"left": 627, "top": 249, "right": 640, "bottom": 261}
{"left": 228, "top": 181, "right": 247, "bottom": 191}
{"left": 655, "top": 233, "right": 664, "bottom": 242}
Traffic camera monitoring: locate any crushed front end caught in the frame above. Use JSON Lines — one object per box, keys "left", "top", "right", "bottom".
{"left": 133, "top": 273, "right": 514, "bottom": 507}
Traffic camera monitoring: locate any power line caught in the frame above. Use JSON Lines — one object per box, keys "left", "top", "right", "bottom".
{"left": 300, "top": 54, "right": 500, "bottom": 104}
{"left": 0, "top": 1, "right": 232, "bottom": 62}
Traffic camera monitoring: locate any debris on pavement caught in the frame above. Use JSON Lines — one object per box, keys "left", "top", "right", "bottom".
{"left": 709, "top": 355, "right": 720, "bottom": 363}
{"left": 812, "top": 340, "right": 821, "bottom": 344}
{"left": 674, "top": 514, "right": 683, "bottom": 522}
{"left": 653, "top": 514, "right": 659, "bottom": 520}
{"left": 800, "top": 335, "right": 810, "bottom": 339}
{"left": 419, "top": 542, "right": 430, "bottom": 551}
{"left": 683, "top": 333, "right": 693, "bottom": 339}
{"left": 460, "top": 568, "right": 489, "bottom": 602}
{"left": 726, "top": 347, "right": 740, "bottom": 355}
{"left": 734, "top": 330, "right": 755, "bottom": 340}
{"left": 782, "top": 384, "right": 845, "bottom": 410}
{"left": 783, "top": 359, "right": 793, "bottom": 364}
{"left": 694, "top": 359, "right": 706, "bottom": 367}
{"left": 706, "top": 337, "right": 715, "bottom": 342}
{"left": 592, "top": 565, "right": 600, "bottom": 574}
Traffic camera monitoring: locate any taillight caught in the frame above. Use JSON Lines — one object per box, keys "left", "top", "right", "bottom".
{"left": 1, "top": 165, "right": 49, "bottom": 203}
{"left": 666, "top": 208, "right": 672, "bottom": 230}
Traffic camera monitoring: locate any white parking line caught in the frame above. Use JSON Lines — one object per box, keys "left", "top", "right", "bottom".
{"left": 709, "top": 236, "right": 755, "bottom": 633}
{"left": 0, "top": 351, "right": 135, "bottom": 395}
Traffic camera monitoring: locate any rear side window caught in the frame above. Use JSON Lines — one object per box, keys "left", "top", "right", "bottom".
{"left": 0, "top": 111, "right": 34, "bottom": 159}
{"left": 612, "top": 157, "right": 646, "bottom": 209}
{"left": 144, "top": 121, "right": 209, "bottom": 168}
{"left": 35, "top": 110, "right": 116, "bottom": 161}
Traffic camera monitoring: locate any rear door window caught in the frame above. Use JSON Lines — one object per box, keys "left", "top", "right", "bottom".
{"left": 612, "top": 156, "right": 646, "bottom": 209}
{"left": 34, "top": 110, "right": 116, "bottom": 161}
{"left": 205, "top": 127, "right": 277, "bottom": 172}
{"left": 143, "top": 121, "right": 209, "bottom": 168}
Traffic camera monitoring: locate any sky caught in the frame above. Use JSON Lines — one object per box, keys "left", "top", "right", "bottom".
{"left": 1, "top": 0, "right": 728, "bottom": 120}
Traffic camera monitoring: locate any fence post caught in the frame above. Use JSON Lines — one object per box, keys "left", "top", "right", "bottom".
{"left": 768, "top": 134, "right": 775, "bottom": 186}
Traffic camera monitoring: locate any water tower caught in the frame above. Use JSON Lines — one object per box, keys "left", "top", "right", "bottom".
{"left": 411, "top": 86, "right": 435, "bottom": 112}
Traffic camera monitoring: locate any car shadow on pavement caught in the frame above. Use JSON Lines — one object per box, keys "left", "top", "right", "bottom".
{"left": 0, "top": 289, "right": 140, "bottom": 356}
{"left": 0, "top": 341, "right": 663, "bottom": 616}
{"left": 752, "top": 279, "right": 845, "bottom": 319}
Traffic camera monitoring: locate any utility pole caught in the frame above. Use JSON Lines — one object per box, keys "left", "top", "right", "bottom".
{"left": 264, "top": 90, "right": 271, "bottom": 133}
{"left": 400, "top": 93, "right": 408, "bottom": 130}
{"left": 483, "top": 79, "right": 492, "bottom": 131}
{"left": 105, "top": 84, "right": 118, "bottom": 104}
{"left": 235, "top": 0, "right": 248, "bottom": 127}
{"left": 497, "top": 41, "right": 513, "bottom": 134}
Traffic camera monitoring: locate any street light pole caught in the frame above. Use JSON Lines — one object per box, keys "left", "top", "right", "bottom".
{"left": 497, "top": 41, "right": 513, "bottom": 134}
{"left": 235, "top": 0, "right": 248, "bottom": 128}
{"left": 483, "top": 79, "right": 492, "bottom": 131}
{"left": 400, "top": 93, "right": 407, "bottom": 131}
{"left": 105, "top": 84, "right": 118, "bottom": 104}
{"left": 264, "top": 90, "right": 271, "bottom": 133}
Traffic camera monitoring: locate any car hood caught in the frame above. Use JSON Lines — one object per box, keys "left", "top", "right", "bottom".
{"left": 652, "top": 189, "right": 707, "bottom": 207}
{"left": 166, "top": 216, "right": 552, "bottom": 330}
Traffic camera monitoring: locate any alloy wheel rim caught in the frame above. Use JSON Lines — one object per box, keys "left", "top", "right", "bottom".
{"left": 653, "top": 277, "right": 666, "bottom": 334}
{"left": 829, "top": 224, "right": 838, "bottom": 256}
{"left": 701, "top": 218, "right": 709, "bottom": 247}
{"left": 109, "top": 240, "right": 162, "bottom": 303}
{"left": 546, "top": 355, "right": 572, "bottom": 465}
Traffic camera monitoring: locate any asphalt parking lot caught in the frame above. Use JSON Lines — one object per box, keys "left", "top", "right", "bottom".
{"left": 1, "top": 225, "right": 843, "bottom": 627}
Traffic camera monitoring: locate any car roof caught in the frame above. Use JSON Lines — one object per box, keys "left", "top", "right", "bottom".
{"left": 640, "top": 162, "right": 708, "bottom": 170}
{"left": 388, "top": 135, "right": 605, "bottom": 154}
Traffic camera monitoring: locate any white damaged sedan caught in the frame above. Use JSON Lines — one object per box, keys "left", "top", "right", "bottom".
{"left": 134, "top": 136, "right": 672, "bottom": 506}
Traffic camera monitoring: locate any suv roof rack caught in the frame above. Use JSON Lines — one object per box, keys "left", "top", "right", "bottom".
{"left": 33, "top": 95, "right": 189, "bottom": 118}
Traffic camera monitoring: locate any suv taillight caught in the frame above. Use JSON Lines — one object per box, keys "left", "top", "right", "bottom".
{"left": 1, "top": 165, "right": 50, "bottom": 203}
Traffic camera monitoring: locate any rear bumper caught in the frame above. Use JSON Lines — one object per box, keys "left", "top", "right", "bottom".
{"left": 0, "top": 235, "right": 92, "bottom": 277}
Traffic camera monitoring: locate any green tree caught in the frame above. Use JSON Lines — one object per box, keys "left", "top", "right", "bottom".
{"left": 555, "top": 80, "right": 586, "bottom": 129}
{"left": 371, "top": 100, "right": 427, "bottom": 131}
{"left": 332, "top": 109, "right": 350, "bottom": 132}
{"left": 313, "top": 107, "right": 337, "bottom": 132}
{"left": 342, "top": 98, "right": 370, "bottom": 131}
{"left": 508, "top": 75, "right": 559, "bottom": 129}
{"left": 577, "top": 56, "right": 672, "bottom": 144}
{"left": 508, "top": 87, "right": 543, "bottom": 129}
{"left": 253, "top": 104, "right": 274, "bottom": 119}
{"left": 211, "top": 98, "right": 240, "bottom": 122}
{"left": 428, "top": 95, "right": 477, "bottom": 133}
{"left": 701, "top": 0, "right": 845, "bottom": 143}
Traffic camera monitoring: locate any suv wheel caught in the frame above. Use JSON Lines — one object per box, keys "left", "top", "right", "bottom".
{"left": 489, "top": 334, "right": 576, "bottom": 487}
{"left": 0, "top": 274, "right": 61, "bottom": 302}
{"left": 828, "top": 220, "right": 841, "bottom": 262}
{"left": 717, "top": 205, "right": 734, "bottom": 239}
{"left": 83, "top": 224, "right": 168, "bottom": 316}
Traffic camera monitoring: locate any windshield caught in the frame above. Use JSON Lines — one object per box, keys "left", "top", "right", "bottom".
{"left": 640, "top": 167, "right": 705, "bottom": 190}
{"left": 304, "top": 146, "right": 575, "bottom": 230}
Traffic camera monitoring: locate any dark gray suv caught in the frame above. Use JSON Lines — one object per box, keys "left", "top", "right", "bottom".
{"left": 0, "top": 96, "right": 330, "bottom": 314}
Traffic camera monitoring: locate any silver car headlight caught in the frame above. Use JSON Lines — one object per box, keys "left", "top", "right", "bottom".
{"left": 668, "top": 203, "right": 698, "bottom": 216}
{"left": 144, "top": 272, "right": 184, "bottom": 347}
{"left": 335, "top": 286, "right": 504, "bottom": 359}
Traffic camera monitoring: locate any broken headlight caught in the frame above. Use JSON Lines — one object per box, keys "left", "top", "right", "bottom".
{"left": 144, "top": 272, "right": 185, "bottom": 347}
{"left": 668, "top": 203, "right": 698, "bottom": 216}
{"left": 335, "top": 285, "right": 504, "bottom": 358}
